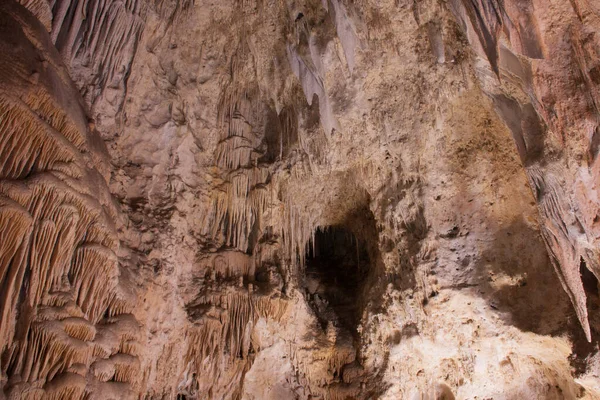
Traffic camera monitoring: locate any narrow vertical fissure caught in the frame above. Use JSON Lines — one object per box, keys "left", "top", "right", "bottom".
{"left": 580, "top": 257, "right": 599, "bottom": 309}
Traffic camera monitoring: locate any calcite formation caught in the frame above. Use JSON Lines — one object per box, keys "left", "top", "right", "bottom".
{"left": 0, "top": 1, "right": 139, "bottom": 398}
{"left": 1, "top": 0, "right": 600, "bottom": 399}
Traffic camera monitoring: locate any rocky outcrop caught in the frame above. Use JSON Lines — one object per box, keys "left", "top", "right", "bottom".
{"left": 2, "top": 0, "right": 600, "bottom": 399}
{"left": 451, "top": 0, "right": 600, "bottom": 342}
{"left": 0, "top": 1, "right": 139, "bottom": 398}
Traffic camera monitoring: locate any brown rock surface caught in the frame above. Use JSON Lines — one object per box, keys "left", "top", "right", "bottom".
{"left": 2, "top": 0, "right": 600, "bottom": 399}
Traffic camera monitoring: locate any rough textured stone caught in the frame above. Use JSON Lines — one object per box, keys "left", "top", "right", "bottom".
{"left": 2, "top": 0, "right": 600, "bottom": 399}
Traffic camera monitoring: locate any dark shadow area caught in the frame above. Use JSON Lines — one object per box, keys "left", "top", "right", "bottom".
{"left": 491, "top": 95, "right": 545, "bottom": 165}
{"left": 570, "top": 258, "right": 600, "bottom": 375}
{"left": 304, "top": 226, "right": 370, "bottom": 335}
{"left": 297, "top": 200, "right": 390, "bottom": 398}
{"left": 259, "top": 107, "right": 298, "bottom": 164}
{"left": 580, "top": 257, "right": 599, "bottom": 301}
{"left": 476, "top": 218, "right": 600, "bottom": 374}
{"left": 476, "top": 218, "right": 573, "bottom": 336}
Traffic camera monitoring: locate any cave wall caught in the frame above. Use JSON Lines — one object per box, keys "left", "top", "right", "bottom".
{"left": 450, "top": 0, "right": 600, "bottom": 343}
{"left": 0, "top": 1, "right": 139, "bottom": 398}
{"left": 1, "top": 0, "right": 600, "bottom": 399}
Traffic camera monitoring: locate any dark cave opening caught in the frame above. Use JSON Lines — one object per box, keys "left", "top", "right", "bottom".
{"left": 580, "top": 257, "right": 599, "bottom": 309}
{"left": 570, "top": 257, "right": 600, "bottom": 375}
{"left": 304, "top": 226, "right": 370, "bottom": 335}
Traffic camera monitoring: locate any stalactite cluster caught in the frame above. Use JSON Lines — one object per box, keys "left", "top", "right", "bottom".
{"left": 15, "top": 0, "right": 146, "bottom": 106}
{"left": 2, "top": 0, "right": 600, "bottom": 398}
{"left": 0, "top": 2, "right": 139, "bottom": 398}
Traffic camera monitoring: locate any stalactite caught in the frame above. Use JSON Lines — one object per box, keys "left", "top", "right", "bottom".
{"left": 43, "top": 372, "right": 86, "bottom": 400}
{"left": 183, "top": 286, "right": 289, "bottom": 397}
{"left": 105, "top": 279, "right": 137, "bottom": 318}
{"left": 215, "top": 136, "right": 254, "bottom": 170}
{"left": 62, "top": 318, "right": 97, "bottom": 342}
{"left": 0, "top": 198, "right": 32, "bottom": 350}
{"left": 70, "top": 244, "right": 119, "bottom": 324}
{"left": 48, "top": 0, "right": 146, "bottom": 104}
{"left": 0, "top": 97, "right": 81, "bottom": 180}
{"left": 92, "top": 326, "right": 120, "bottom": 359}
{"left": 280, "top": 192, "right": 317, "bottom": 271}
{"left": 21, "top": 89, "right": 90, "bottom": 151}
{"left": 119, "top": 340, "right": 140, "bottom": 357}
{"left": 200, "top": 250, "right": 255, "bottom": 280}
{"left": 203, "top": 166, "right": 271, "bottom": 251}
{"left": 18, "top": 320, "right": 93, "bottom": 384}
{"left": 252, "top": 295, "right": 288, "bottom": 321}
{"left": 0, "top": 3, "right": 140, "bottom": 397}
{"left": 527, "top": 167, "right": 593, "bottom": 340}
{"left": 91, "top": 353, "right": 140, "bottom": 384}
{"left": 286, "top": 43, "right": 339, "bottom": 137}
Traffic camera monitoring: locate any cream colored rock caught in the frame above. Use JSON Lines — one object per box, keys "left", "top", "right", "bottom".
{"left": 2, "top": 0, "right": 600, "bottom": 399}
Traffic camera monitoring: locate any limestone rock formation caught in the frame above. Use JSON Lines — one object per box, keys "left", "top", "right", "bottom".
{"left": 1, "top": 0, "right": 600, "bottom": 399}
{"left": 0, "top": 1, "right": 139, "bottom": 398}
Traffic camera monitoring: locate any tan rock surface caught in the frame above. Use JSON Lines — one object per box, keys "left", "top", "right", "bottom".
{"left": 2, "top": 0, "right": 600, "bottom": 399}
